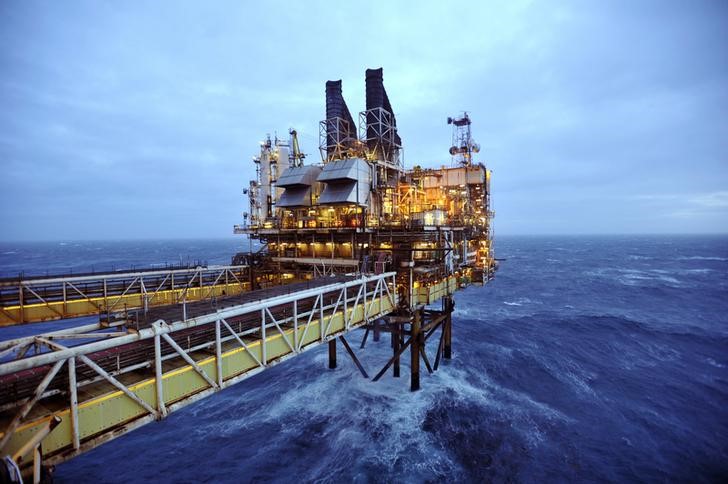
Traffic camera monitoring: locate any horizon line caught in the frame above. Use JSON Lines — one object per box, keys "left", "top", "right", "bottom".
{"left": 1, "top": 232, "right": 728, "bottom": 244}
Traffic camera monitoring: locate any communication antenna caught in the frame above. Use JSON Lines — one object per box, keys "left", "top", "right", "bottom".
{"left": 447, "top": 112, "right": 480, "bottom": 166}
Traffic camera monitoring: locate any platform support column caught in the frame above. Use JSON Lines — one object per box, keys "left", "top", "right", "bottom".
{"left": 444, "top": 296, "right": 453, "bottom": 360}
{"left": 328, "top": 339, "right": 337, "bottom": 369}
{"left": 411, "top": 309, "right": 421, "bottom": 391}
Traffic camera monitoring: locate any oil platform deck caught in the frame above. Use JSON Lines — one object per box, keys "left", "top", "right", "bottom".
{"left": 0, "top": 67, "right": 496, "bottom": 482}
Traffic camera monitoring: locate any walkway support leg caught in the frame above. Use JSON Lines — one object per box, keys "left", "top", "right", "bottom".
{"left": 328, "top": 339, "right": 337, "bottom": 369}
{"left": 444, "top": 297, "right": 453, "bottom": 360}
{"left": 392, "top": 322, "right": 400, "bottom": 378}
{"left": 339, "top": 336, "right": 369, "bottom": 378}
{"left": 411, "top": 309, "right": 421, "bottom": 392}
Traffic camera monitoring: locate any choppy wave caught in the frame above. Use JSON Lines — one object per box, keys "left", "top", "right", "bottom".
{"left": 677, "top": 256, "right": 728, "bottom": 262}
{"left": 584, "top": 267, "right": 686, "bottom": 288}
{"left": 617, "top": 270, "right": 682, "bottom": 287}
{"left": 628, "top": 254, "right": 654, "bottom": 260}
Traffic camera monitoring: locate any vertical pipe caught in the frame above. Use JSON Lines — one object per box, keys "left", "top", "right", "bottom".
{"left": 328, "top": 339, "right": 337, "bottom": 369}
{"left": 154, "top": 334, "right": 167, "bottom": 417}
{"left": 68, "top": 357, "right": 80, "bottom": 450}
{"left": 411, "top": 309, "right": 421, "bottom": 391}
{"left": 33, "top": 445, "right": 41, "bottom": 484}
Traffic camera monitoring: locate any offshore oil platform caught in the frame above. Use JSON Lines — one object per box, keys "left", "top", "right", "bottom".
{"left": 0, "top": 68, "right": 495, "bottom": 482}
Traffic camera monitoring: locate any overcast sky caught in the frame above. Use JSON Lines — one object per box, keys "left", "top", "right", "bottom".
{"left": 1, "top": 1, "right": 726, "bottom": 240}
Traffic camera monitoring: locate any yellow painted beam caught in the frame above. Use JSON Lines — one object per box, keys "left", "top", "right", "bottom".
{"left": 415, "top": 276, "right": 456, "bottom": 305}
{"left": 0, "top": 283, "right": 251, "bottom": 326}
{"left": 0, "top": 296, "right": 395, "bottom": 462}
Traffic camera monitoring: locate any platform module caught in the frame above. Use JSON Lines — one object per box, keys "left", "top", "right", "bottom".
{"left": 231, "top": 67, "right": 498, "bottom": 393}
{"left": 235, "top": 68, "right": 496, "bottom": 302}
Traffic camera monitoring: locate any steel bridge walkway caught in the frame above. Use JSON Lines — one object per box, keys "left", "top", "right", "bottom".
{"left": 0, "top": 272, "right": 397, "bottom": 475}
{"left": 0, "top": 265, "right": 251, "bottom": 326}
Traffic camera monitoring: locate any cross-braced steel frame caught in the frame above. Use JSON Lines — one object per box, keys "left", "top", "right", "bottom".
{"left": 319, "top": 116, "right": 359, "bottom": 162}
{"left": 0, "top": 265, "right": 250, "bottom": 325}
{"left": 0, "top": 272, "right": 398, "bottom": 477}
{"left": 359, "top": 107, "right": 402, "bottom": 165}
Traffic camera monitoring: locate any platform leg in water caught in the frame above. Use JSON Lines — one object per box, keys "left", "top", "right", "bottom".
{"left": 328, "top": 339, "right": 337, "bottom": 369}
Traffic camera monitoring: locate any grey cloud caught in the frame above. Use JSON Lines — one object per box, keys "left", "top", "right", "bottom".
{"left": 1, "top": 0, "right": 726, "bottom": 240}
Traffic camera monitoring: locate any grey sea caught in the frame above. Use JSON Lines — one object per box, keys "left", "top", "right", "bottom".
{"left": 1, "top": 235, "right": 726, "bottom": 482}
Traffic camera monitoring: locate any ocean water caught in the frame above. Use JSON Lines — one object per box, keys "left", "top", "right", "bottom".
{"left": 1, "top": 235, "right": 726, "bottom": 482}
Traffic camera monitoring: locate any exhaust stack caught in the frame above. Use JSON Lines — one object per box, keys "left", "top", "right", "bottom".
{"left": 364, "top": 68, "right": 401, "bottom": 163}
{"left": 323, "top": 80, "right": 357, "bottom": 161}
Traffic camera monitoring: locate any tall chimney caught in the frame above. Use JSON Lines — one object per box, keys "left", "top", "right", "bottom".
{"left": 365, "top": 68, "right": 401, "bottom": 156}
{"left": 325, "top": 80, "right": 356, "bottom": 159}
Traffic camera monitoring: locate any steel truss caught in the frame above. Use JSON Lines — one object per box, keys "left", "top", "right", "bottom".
{"left": 363, "top": 296, "right": 454, "bottom": 391}
{"left": 0, "top": 272, "right": 397, "bottom": 475}
{"left": 359, "top": 107, "right": 401, "bottom": 165}
{"left": 0, "top": 265, "right": 250, "bottom": 325}
{"left": 319, "top": 116, "right": 359, "bottom": 162}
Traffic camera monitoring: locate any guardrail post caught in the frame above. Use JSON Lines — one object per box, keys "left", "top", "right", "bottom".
{"left": 68, "top": 357, "right": 80, "bottom": 449}
{"left": 154, "top": 332, "right": 167, "bottom": 418}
